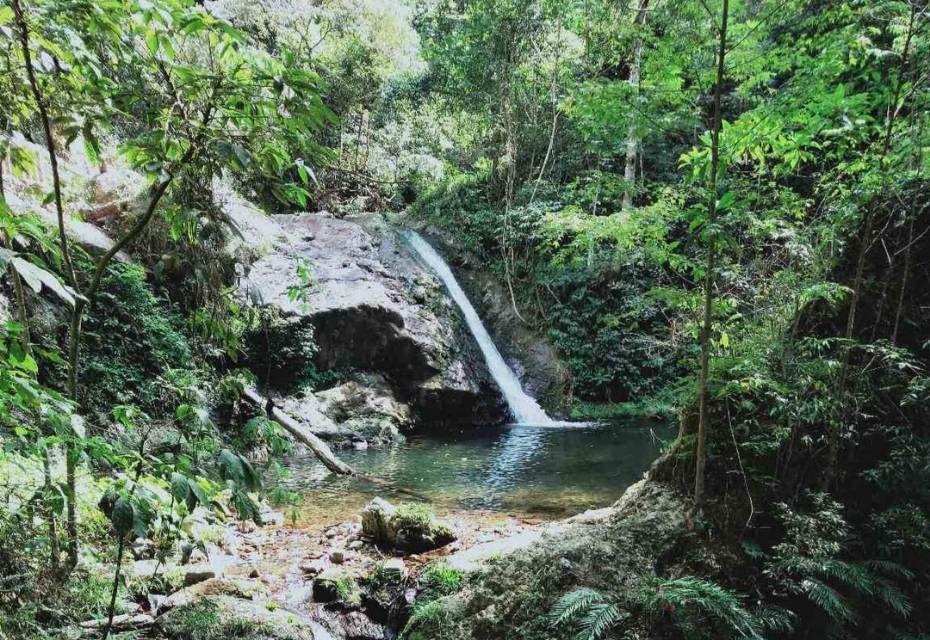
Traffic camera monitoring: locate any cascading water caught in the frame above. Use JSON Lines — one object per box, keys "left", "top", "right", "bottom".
{"left": 405, "top": 231, "right": 553, "bottom": 425}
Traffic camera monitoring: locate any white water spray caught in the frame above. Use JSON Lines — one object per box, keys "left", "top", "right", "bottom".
{"left": 406, "top": 231, "right": 553, "bottom": 425}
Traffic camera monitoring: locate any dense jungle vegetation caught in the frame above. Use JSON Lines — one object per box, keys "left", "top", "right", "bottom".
{"left": 0, "top": 0, "right": 928, "bottom": 639}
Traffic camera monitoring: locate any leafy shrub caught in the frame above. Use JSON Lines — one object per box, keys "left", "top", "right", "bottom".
{"left": 78, "top": 263, "right": 194, "bottom": 417}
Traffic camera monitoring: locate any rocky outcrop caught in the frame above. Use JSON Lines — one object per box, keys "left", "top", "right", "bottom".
{"left": 241, "top": 213, "right": 506, "bottom": 437}
{"left": 314, "top": 376, "right": 411, "bottom": 444}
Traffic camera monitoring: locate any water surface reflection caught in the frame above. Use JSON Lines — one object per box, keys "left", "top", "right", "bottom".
{"left": 279, "top": 420, "right": 673, "bottom": 526}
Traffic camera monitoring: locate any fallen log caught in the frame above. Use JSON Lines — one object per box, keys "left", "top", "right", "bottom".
{"left": 243, "top": 387, "right": 356, "bottom": 476}
{"left": 242, "top": 387, "right": 430, "bottom": 501}
{"left": 80, "top": 613, "right": 154, "bottom": 632}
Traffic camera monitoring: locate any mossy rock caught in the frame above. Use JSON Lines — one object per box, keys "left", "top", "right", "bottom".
{"left": 361, "top": 498, "right": 456, "bottom": 552}
{"left": 155, "top": 595, "right": 313, "bottom": 640}
{"left": 401, "top": 480, "right": 687, "bottom": 640}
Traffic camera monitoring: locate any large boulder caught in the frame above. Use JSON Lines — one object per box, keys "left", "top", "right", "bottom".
{"left": 361, "top": 498, "right": 456, "bottom": 552}
{"left": 314, "top": 377, "right": 410, "bottom": 444}
{"left": 241, "top": 213, "right": 506, "bottom": 430}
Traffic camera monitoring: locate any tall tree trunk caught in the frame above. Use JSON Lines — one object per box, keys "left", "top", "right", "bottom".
{"left": 11, "top": 0, "right": 83, "bottom": 568}
{"left": 693, "top": 0, "right": 729, "bottom": 508}
{"left": 622, "top": 0, "right": 651, "bottom": 210}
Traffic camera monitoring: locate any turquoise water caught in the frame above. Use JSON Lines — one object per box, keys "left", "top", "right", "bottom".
{"left": 280, "top": 420, "right": 673, "bottom": 525}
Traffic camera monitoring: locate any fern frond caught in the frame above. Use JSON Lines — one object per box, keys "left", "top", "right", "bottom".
{"left": 578, "top": 603, "right": 624, "bottom": 640}
{"left": 550, "top": 588, "right": 608, "bottom": 627}
{"left": 819, "top": 559, "right": 873, "bottom": 594}
{"left": 873, "top": 578, "right": 912, "bottom": 617}
{"left": 803, "top": 578, "right": 854, "bottom": 623}
{"left": 752, "top": 604, "right": 795, "bottom": 633}
{"left": 864, "top": 559, "right": 915, "bottom": 581}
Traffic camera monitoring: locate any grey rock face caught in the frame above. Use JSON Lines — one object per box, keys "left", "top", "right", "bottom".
{"left": 241, "top": 213, "right": 506, "bottom": 433}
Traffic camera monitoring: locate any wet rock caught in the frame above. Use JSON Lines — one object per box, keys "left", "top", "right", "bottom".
{"left": 315, "top": 378, "right": 411, "bottom": 443}
{"left": 183, "top": 563, "right": 218, "bottom": 586}
{"left": 130, "top": 537, "right": 156, "bottom": 560}
{"left": 148, "top": 594, "right": 168, "bottom": 615}
{"left": 341, "top": 611, "right": 389, "bottom": 640}
{"left": 361, "top": 498, "right": 396, "bottom": 543}
{"left": 312, "top": 570, "right": 343, "bottom": 603}
{"left": 380, "top": 558, "right": 407, "bottom": 583}
{"left": 299, "top": 559, "right": 324, "bottom": 577}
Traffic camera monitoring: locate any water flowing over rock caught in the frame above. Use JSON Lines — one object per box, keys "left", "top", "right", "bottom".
{"left": 240, "top": 213, "right": 506, "bottom": 435}
{"left": 405, "top": 231, "right": 552, "bottom": 424}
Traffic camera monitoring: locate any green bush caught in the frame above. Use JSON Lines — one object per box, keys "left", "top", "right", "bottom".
{"left": 77, "top": 263, "right": 194, "bottom": 417}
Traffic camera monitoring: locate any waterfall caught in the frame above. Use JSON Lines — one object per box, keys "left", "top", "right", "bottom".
{"left": 406, "top": 231, "right": 553, "bottom": 425}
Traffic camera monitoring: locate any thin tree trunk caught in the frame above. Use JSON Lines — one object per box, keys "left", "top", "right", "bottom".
{"left": 11, "top": 0, "right": 83, "bottom": 566}
{"left": 100, "top": 537, "right": 126, "bottom": 640}
{"left": 693, "top": 0, "right": 729, "bottom": 508}
{"left": 826, "top": 2, "right": 916, "bottom": 484}
{"left": 0, "top": 154, "right": 58, "bottom": 567}
{"left": 530, "top": 26, "right": 562, "bottom": 205}
{"left": 622, "top": 0, "right": 651, "bottom": 210}
{"left": 891, "top": 218, "right": 914, "bottom": 345}
{"left": 101, "top": 444, "right": 148, "bottom": 640}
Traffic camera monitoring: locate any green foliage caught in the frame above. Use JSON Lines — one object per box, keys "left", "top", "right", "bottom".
{"left": 238, "top": 416, "right": 292, "bottom": 458}
{"left": 335, "top": 576, "right": 361, "bottom": 607}
{"left": 764, "top": 494, "right": 913, "bottom": 630}
{"left": 642, "top": 577, "right": 773, "bottom": 640}
{"left": 550, "top": 578, "right": 784, "bottom": 640}
{"left": 418, "top": 562, "right": 464, "bottom": 598}
{"left": 550, "top": 588, "right": 625, "bottom": 640}
{"left": 401, "top": 598, "right": 455, "bottom": 640}
{"left": 78, "top": 263, "right": 193, "bottom": 417}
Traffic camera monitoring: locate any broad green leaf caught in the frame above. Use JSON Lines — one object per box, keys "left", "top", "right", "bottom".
{"left": 145, "top": 30, "right": 160, "bottom": 55}
{"left": 11, "top": 258, "right": 78, "bottom": 307}
{"left": 111, "top": 497, "right": 135, "bottom": 537}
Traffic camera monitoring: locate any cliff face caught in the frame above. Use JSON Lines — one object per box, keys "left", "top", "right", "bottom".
{"left": 240, "top": 211, "right": 507, "bottom": 442}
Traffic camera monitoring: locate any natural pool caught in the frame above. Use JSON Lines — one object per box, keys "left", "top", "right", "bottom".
{"left": 278, "top": 419, "right": 674, "bottom": 526}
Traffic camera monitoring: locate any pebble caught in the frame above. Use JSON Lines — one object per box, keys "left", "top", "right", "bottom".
{"left": 329, "top": 550, "right": 345, "bottom": 564}
{"left": 348, "top": 540, "right": 364, "bottom": 550}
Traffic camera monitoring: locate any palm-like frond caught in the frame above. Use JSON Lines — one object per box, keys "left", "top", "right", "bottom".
{"left": 550, "top": 588, "right": 609, "bottom": 627}
{"left": 803, "top": 578, "right": 854, "bottom": 623}
{"left": 577, "top": 603, "right": 624, "bottom": 640}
